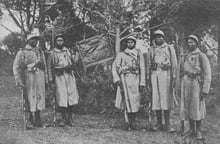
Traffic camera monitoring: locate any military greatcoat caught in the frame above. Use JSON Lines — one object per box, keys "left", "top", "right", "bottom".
{"left": 13, "top": 45, "right": 47, "bottom": 112}
{"left": 112, "top": 48, "right": 145, "bottom": 113}
{"left": 180, "top": 48, "right": 211, "bottom": 120}
{"left": 47, "top": 47, "right": 79, "bottom": 107}
{"left": 146, "top": 43, "right": 177, "bottom": 110}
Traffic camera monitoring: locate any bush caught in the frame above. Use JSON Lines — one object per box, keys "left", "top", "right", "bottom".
{"left": 76, "top": 70, "right": 117, "bottom": 114}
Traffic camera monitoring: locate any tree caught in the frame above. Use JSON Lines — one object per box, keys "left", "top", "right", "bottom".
{"left": 75, "top": 0, "right": 184, "bottom": 54}
{"left": 2, "top": 32, "right": 23, "bottom": 56}
{"left": 0, "top": 0, "right": 44, "bottom": 40}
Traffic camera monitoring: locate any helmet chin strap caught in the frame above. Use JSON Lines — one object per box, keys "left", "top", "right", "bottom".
{"left": 56, "top": 44, "right": 64, "bottom": 49}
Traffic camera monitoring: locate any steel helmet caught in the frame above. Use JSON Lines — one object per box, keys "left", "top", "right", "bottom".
{"left": 153, "top": 30, "right": 165, "bottom": 37}
{"left": 55, "top": 33, "right": 65, "bottom": 40}
{"left": 27, "top": 33, "right": 39, "bottom": 41}
{"left": 126, "top": 36, "right": 136, "bottom": 43}
{"left": 186, "top": 35, "right": 199, "bottom": 43}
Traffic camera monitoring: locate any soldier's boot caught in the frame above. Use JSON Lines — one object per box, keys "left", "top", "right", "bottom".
{"left": 130, "top": 113, "right": 138, "bottom": 130}
{"left": 152, "top": 110, "right": 163, "bottom": 131}
{"left": 185, "top": 119, "right": 195, "bottom": 137}
{"left": 34, "top": 111, "right": 43, "bottom": 127}
{"left": 164, "top": 110, "right": 175, "bottom": 133}
{"left": 123, "top": 112, "right": 131, "bottom": 131}
{"left": 67, "top": 112, "right": 75, "bottom": 127}
{"left": 26, "top": 113, "right": 35, "bottom": 130}
{"left": 66, "top": 105, "right": 75, "bottom": 126}
{"left": 196, "top": 120, "right": 203, "bottom": 140}
{"left": 59, "top": 112, "right": 67, "bottom": 127}
{"left": 127, "top": 113, "right": 133, "bottom": 131}
{"left": 59, "top": 107, "right": 68, "bottom": 127}
{"left": 180, "top": 120, "right": 184, "bottom": 136}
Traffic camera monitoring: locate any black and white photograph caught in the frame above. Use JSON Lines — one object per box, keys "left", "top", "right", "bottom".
{"left": 0, "top": 0, "right": 220, "bottom": 143}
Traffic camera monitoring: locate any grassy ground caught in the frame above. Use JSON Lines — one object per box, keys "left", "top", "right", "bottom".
{"left": 0, "top": 76, "right": 220, "bottom": 144}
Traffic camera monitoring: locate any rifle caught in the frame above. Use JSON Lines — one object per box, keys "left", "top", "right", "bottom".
{"left": 119, "top": 73, "right": 130, "bottom": 125}
{"left": 147, "top": 82, "right": 153, "bottom": 130}
{"left": 21, "top": 88, "right": 27, "bottom": 130}
{"left": 52, "top": 83, "right": 57, "bottom": 127}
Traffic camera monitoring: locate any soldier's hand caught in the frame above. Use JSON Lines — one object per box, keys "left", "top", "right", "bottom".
{"left": 200, "top": 92, "right": 208, "bottom": 101}
{"left": 49, "top": 81, "right": 56, "bottom": 89}
{"left": 172, "top": 78, "right": 176, "bottom": 88}
{"left": 139, "top": 85, "right": 145, "bottom": 93}
{"left": 115, "top": 80, "right": 122, "bottom": 88}
{"left": 16, "top": 81, "right": 25, "bottom": 88}
{"left": 146, "top": 81, "right": 152, "bottom": 93}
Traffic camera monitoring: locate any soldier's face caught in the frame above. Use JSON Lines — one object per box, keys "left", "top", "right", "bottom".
{"left": 56, "top": 38, "right": 64, "bottom": 46}
{"left": 187, "top": 39, "right": 197, "bottom": 51}
{"left": 127, "top": 39, "right": 135, "bottom": 49}
{"left": 154, "top": 35, "right": 164, "bottom": 46}
{"left": 28, "top": 39, "right": 38, "bottom": 47}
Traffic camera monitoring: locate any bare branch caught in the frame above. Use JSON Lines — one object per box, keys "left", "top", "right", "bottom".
{"left": 120, "top": 26, "right": 130, "bottom": 36}
{"left": 30, "top": 0, "right": 38, "bottom": 29}
{"left": 79, "top": 3, "right": 106, "bottom": 20}
{"left": 5, "top": 6, "right": 22, "bottom": 29}
{"left": 26, "top": 0, "right": 31, "bottom": 30}
{"left": 0, "top": 23, "right": 16, "bottom": 34}
{"left": 120, "top": 21, "right": 171, "bottom": 41}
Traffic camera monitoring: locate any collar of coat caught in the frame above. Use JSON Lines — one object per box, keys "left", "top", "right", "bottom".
{"left": 124, "top": 48, "right": 139, "bottom": 57}
{"left": 153, "top": 42, "right": 168, "bottom": 49}
{"left": 25, "top": 44, "right": 36, "bottom": 50}
{"left": 188, "top": 48, "right": 201, "bottom": 55}
{"left": 54, "top": 47, "right": 68, "bottom": 53}
{"left": 23, "top": 44, "right": 41, "bottom": 52}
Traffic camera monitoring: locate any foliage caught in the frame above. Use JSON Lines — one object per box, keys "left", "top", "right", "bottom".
{"left": 0, "top": 49, "right": 14, "bottom": 75}
{"left": 42, "top": 0, "right": 97, "bottom": 48}
{"left": 76, "top": 70, "right": 115, "bottom": 114}
{"left": 2, "top": 32, "right": 23, "bottom": 56}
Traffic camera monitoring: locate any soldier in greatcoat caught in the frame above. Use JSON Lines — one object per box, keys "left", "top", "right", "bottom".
{"left": 47, "top": 34, "right": 79, "bottom": 127}
{"left": 180, "top": 35, "right": 211, "bottom": 139}
{"left": 146, "top": 30, "right": 177, "bottom": 132}
{"left": 13, "top": 33, "right": 47, "bottom": 129}
{"left": 112, "top": 36, "right": 145, "bottom": 131}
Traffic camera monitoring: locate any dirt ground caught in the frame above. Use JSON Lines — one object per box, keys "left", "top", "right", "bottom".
{"left": 0, "top": 76, "right": 220, "bottom": 144}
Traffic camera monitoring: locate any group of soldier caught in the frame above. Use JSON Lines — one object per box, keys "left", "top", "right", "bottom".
{"left": 12, "top": 29, "right": 211, "bottom": 140}
{"left": 13, "top": 34, "right": 79, "bottom": 129}
{"left": 112, "top": 30, "right": 211, "bottom": 140}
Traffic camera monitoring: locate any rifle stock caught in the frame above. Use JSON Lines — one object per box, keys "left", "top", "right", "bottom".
{"left": 21, "top": 88, "right": 27, "bottom": 130}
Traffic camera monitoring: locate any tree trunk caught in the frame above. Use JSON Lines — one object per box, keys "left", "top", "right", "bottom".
{"left": 218, "top": 25, "right": 220, "bottom": 80}
{"left": 38, "top": 0, "right": 46, "bottom": 52}
{"left": 115, "top": 26, "right": 120, "bottom": 55}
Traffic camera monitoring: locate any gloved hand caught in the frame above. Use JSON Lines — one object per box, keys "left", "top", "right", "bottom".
{"left": 172, "top": 78, "right": 176, "bottom": 88}
{"left": 146, "top": 80, "right": 152, "bottom": 93}
{"left": 16, "top": 81, "right": 25, "bottom": 88}
{"left": 200, "top": 92, "right": 208, "bottom": 101}
{"left": 139, "top": 85, "right": 145, "bottom": 93}
{"left": 115, "top": 80, "right": 123, "bottom": 88}
{"left": 48, "top": 81, "right": 56, "bottom": 89}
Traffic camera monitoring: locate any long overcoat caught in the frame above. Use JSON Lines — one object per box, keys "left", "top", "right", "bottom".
{"left": 180, "top": 48, "right": 211, "bottom": 120}
{"left": 47, "top": 47, "right": 79, "bottom": 107}
{"left": 13, "top": 45, "right": 47, "bottom": 112}
{"left": 112, "top": 48, "right": 145, "bottom": 113}
{"left": 146, "top": 43, "right": 177, "bottom": 110}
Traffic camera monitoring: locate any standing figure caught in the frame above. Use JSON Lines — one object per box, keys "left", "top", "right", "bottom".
{"left": 180, "top": 35, "right": 211, "bottom": 139}
{"left": 47, "top": 34, "right": 79, "bottom": 127}
{"left": 146, "top": 30, "right": 177, "bottom": 132}
{"left": 13, "top": 33, "right": 47, "bottom": 129}
{"left": 112, "top": 36, "right": 145, "bottom": 131}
